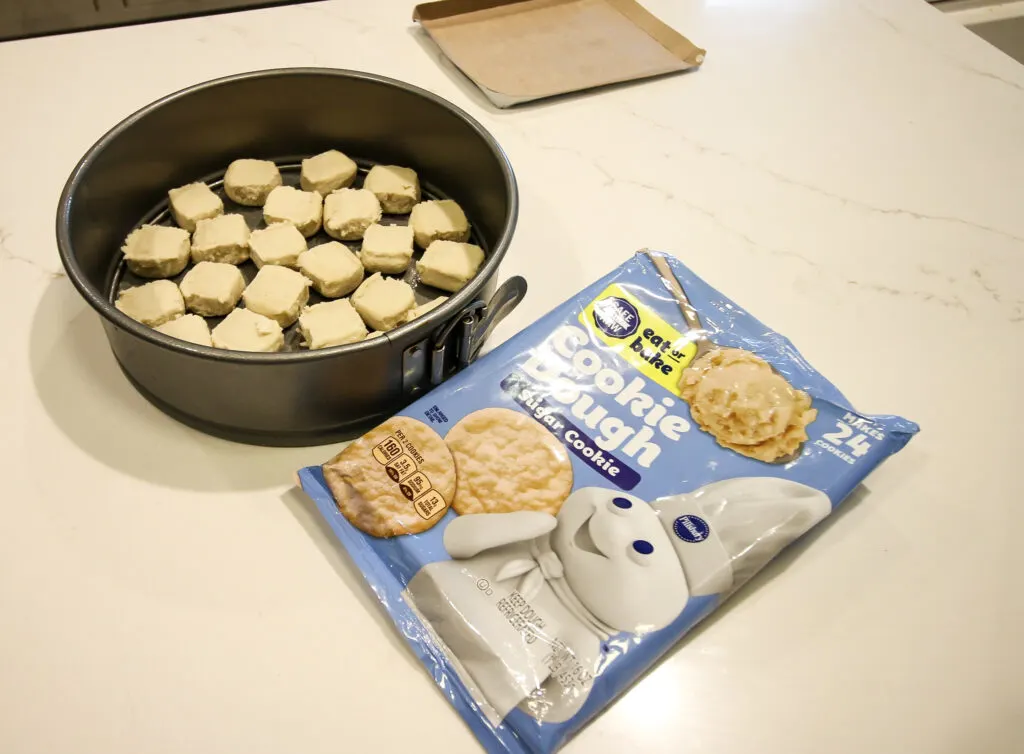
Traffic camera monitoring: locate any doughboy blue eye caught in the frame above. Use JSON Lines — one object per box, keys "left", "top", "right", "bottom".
{"left": 632, "top": 540, "right": 654, "bottom": 555}
{"left": 612, "top": 497, "right": 632, "bottom": 509}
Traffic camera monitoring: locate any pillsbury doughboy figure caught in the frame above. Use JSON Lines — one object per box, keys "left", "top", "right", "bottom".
{"left": 406, "top": 479, "right": 830, "bottom": 724}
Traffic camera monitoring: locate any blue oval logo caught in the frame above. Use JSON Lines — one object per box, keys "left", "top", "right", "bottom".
{"left": 673, "top": 515, "right": 710, "bottom": 543}
{"left": 592, "top": 296, "right": 639, "bottom": 339}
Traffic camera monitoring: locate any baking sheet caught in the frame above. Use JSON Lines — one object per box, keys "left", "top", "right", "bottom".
{"left": 413, "top": 0, "right": 706, "bottom": 107}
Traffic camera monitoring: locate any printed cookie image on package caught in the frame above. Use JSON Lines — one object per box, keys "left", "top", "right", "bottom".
{"left": 446, "top": 407, "right": 573, "bottom": 515}
{"left": 300, "top": 250, "right": 919, "bottom": 754}
{"left": 323, "top": 416, "right": 454, "bottom": 537}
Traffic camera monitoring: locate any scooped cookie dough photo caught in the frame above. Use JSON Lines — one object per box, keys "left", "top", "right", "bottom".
{"left": 323, "top": 417, "right": 456, "bottom": 538}
{"left": 680, "top": 347, "right": 817, "bottom": 462}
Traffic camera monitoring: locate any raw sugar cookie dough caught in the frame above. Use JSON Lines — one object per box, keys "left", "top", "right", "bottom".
{"left": 359, "top": 223, "right": 414, "bottom": 274}
{"left": 680, "top": 347, "right": 817, "bottom": 462}
{"left": 211, "top": 308, "right": 284, "bottom": 352}
{"left": 297, "top": 241, "right": 363, "bottom": 298}
{"left": 351, "top": 273, "right": 415, "bottom": 331}
{"left": 121, "top": 225, "right": 190, "bottom": 279}
{"left": 179, "top": 261, "right": 246, "bottom": 317}
{"left": 409, "top": 199, "right": 470, "bottom": 249}
{"left": 115, "top": 280, "right": 185, "bottom": 327}
{"left": 242, "top": 265, "right": 311, "bottom": 327}
{"left": 416, "top": 240, "right": 484, "bottom": 293}
{"left": 323, "top": 416, "right": 455, "bottom": 537}
{"left": 324, "top": 188, "right": 381, "bottom": 241}
{"left": 299, "top": 299, "right": 367, "bottom": 350}
{"left": 155, "top": 314, "right": 212, "bottom": 346}
{"left": 223, "top": 159, "right": 281, "bottom": 206}
{"left": 364, "top": 165, "right": 420, "bottom": 214}
{"left": 264, "top": 186, "right": 323, "bottom": 237}
{"left": 301, "top": 150, "right": 357, "bottom": 195}
{"left": 404, "top": 296, "right": 447, "bottom": 324}
{"left": 445, "top": 407, "right": 573, "bottom": 516}
{"left": 168, "top": 182, "right": 222, "bottom": 232}
{"left": 191, "top": 214, "right": 251, "bottom": 265}
{"left": 249, "top": 222, "right": 307, "bottom": 268}
{"left": 116, "top": 150, "right": 479, "bottom": 353}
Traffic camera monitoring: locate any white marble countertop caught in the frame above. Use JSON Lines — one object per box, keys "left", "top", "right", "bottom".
{"left": 2, "top": 0, "right": 1022, "bottom": 752}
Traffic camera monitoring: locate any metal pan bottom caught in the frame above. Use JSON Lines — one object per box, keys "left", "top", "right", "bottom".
{"left": 108, "top": 158, "right": 489, "bottom": 351}
{"left": 115, "top": 358, "right": 391, "bottom": 446}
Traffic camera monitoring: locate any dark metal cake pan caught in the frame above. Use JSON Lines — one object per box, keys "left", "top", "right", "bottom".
{"left": 56, "top": 68, "right": 522, "bottom": 445}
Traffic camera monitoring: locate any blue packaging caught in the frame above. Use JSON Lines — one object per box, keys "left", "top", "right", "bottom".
{"left": 299, "top": 250, "right": 918, "bottom": 753}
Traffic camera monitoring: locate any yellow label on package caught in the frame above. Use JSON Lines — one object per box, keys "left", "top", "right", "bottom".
{"left": 578, "top": 284, "right": 698, "bottom": 395}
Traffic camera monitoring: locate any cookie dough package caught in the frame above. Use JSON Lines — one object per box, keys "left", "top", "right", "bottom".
{"left": 298, "top": 250, "right": 918, "bottom": 753}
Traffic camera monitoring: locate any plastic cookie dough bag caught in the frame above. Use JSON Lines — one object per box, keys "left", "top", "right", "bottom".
{"left": 298, "top": 250, "right": 919, "bottom": 754}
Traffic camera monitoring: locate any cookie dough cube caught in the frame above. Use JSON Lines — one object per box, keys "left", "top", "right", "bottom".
{"left": 351, "top": 272, "right": 415, "bottom": 332}
{"left": 211, "top": 308, "right": 284, "bottom": 352}
{"left": 405, "top": 296, "right": 448, "bottom": 324}
{"left": 301, "top": 150, "right": 358, "bottom": 195}
{"left": 359, "top": 223, "right": 414, "bottom": 274}
{"left": 168, "top": 182, "right": 223, "bottom": 232}
{"left": 121, "top": 224, "right": 191, "bottom": 279}
{"left": 299, "top": 299, "right": 368, "bottom": 350}
{"left": 364, "top": 165, "right": 420, "bottom": 214}
{"left": 416, "top": 240, "right": 484, "bottom": 292}
{"left": 409, "top": 200, "right": 470, "bottom": 249}
{"left": 296, "top": 241, "right": 363, "bottom": 298}
{"left": 223, "top": 159, "right": 282, "bottom": 206}
{"left": 155, "top": 314, "right": 213, "bottom": 346}
{"left": 115, "top": 280, "right": 184, "bottom": 326}
{"left": 324, "top": 188, "right": 381, "bottom": 241}
{"left": 242, "top": 265, "right": 311, "bottom": 327}
{"left": 249, "top": 223, "right": 307, "bottom": 268}
{"left": 264, "top": 186, "right": 323, "bottom": 237}
{"left": 191, "top": 213, "right": 251, "bottom": 265}
{"left": 179, "top": 261, "right": 246, "bottom": 316}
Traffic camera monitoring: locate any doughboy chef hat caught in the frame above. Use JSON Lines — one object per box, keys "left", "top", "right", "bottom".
{"left": 651, "top": 478, "right": 832, "bottom": 596}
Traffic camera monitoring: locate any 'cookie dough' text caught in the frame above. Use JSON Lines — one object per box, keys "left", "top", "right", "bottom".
{"left": 502, "top": 373, "right": 642, "bottom": 489}
{"left": 520, "top": 324, "right": 690, "bottom": 468}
